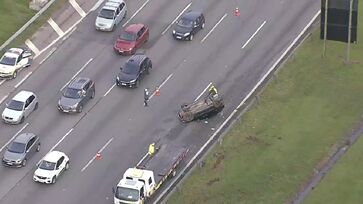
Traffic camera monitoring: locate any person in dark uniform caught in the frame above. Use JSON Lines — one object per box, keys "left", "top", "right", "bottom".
{"left": 144, "top": 88, "right": 149, "bottom": 106}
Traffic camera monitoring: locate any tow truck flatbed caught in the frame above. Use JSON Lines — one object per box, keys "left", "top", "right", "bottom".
{"left": 137, "top": 144, "right": 189, "bottom": 186}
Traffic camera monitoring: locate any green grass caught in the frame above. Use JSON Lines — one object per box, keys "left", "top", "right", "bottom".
{"left": 304, "top": 133, "right": 363, "bottom": 204}
{"left": 0, "top": 0, "right": 35, "bottom": 45}
{"left": 0, "top": 0, "right": 68, "bottom": 52}
{"left": 167, "top": 4, "right": 363, "bottom": 204}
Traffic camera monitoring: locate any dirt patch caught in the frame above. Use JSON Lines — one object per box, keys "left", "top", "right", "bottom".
{"left": 207, "top": 177, "right": 220, "bottom": 185}
{"left": 212, "top": 151, "right": 225, "bottom": 169}
{"left": 244, "top": 135, "right": 271, "bottom": 146}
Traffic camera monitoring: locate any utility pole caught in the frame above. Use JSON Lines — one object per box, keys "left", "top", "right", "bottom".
{"left": 346, "top": 0, "right": 353, "bottom": 63}
{"left": 323, "top": 0, "right": 328, "bottom": 57}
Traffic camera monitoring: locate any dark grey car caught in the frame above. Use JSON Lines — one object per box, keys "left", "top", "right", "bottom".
{"left": 58, "top": 77, "right": 95, "bottom": 113}
{"left": 172, "top": 11, "right": 205, "bottom": 41}
{"left": 2, "top": 133, "right": 40, "bottom": 167}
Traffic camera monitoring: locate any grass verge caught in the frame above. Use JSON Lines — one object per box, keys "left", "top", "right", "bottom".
{"left": 0, "top": 0, "right": 68, "bottom": 52}
{"left": 304, "top": 133, "right": 363, "bottom": 204}
{"left": 167, "top": 5, "right": 363, "bottom": 204}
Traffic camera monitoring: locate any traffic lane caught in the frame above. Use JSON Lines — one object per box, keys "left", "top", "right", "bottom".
{"left": 0, "top": 0, "right": 148, "bottom": 102}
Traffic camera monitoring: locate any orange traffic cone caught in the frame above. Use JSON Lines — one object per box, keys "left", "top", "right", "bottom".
{"left": 95, "top": 152, "right": 101, "bottom": 160}
{"left": 234, "top": 7, "right": 240, "bottom": 16}
{"left": 155, "top": 87, "right": 160, "bottom": 96}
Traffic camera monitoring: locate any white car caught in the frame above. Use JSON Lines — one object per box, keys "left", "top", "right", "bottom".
{"left": 2, "top": 90, "right": 38, "bottom": 124}
{"left": 33, "top": 151, "right": 70, "bottom": 184}
{"left": 95, "top": 0, "right": 127, "bottom": 31}
{"left": 0, "top": 48, "right": 33, "bottom": 79}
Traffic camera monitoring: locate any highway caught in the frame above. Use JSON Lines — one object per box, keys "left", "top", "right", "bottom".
{"left": 0, "top": 0, "right": 319, "bottom": 203}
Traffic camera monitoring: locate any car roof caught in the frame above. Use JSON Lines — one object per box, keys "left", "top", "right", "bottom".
{"left": 43, "top": 151, "right": 65, "bottom": 163}
{"left": 68, "top": 77, "right": 90, "bottom": 89}
{"left": 126, "top": 54, "right": 147, "bottom": 66}
{"left": 13, "top": 133, "right": 35, "bottom": 143}
{"left": 12, "top": 90, "right": 34, "bottom": 102}
{"left": 182, "top": 11, "right": 202, "bottom": 20}
{"left": 125, "top": 24, "right": 145, "bottom": 33}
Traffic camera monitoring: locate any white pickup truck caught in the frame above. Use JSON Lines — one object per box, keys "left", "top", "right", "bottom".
{"left": 113, "top": 144, "right": 189, "bottom": 204}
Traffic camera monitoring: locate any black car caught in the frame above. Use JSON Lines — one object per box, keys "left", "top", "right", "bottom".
{"left": 58, "top": 77, "right": 95, "bottom": 113}
{"left": 172, "top": 11, "right": 205, "bottom": 41}
{"left": 2, "top": 133, "right": 40, "bottom": 167}
{"left": 116, "top": 54, "right": 152, "bottom": 88}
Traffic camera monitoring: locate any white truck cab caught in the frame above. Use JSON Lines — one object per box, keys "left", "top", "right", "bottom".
{"left": 113, "top": 168, "right": 156, "bottom": 204}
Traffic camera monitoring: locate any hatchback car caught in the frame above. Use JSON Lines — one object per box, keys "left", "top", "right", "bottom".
{"left": 95, "top": 0, "right": 127, "bottom": 31}
{"left": 114, "top": 24, "right": 149, "bottom": 55}
{"left": 116, "top": 54, "right": 152, "bottom": 87}
{"left": 0, "top": 47, "right": 33, "bottom": 79}
{"left": 2, "top": 90, "right": 38, "bottom": 124}
{"left": 2, "top": 133, "right": 40, "bottom": 167}
{"left": 172, "top": 11, "right": 205, "bottom": 41}
{"left": 58, "top": 77, "right": 95, "bottom": 113}
{"left": 33, "top": 151, "right": 70, "bottom": 184}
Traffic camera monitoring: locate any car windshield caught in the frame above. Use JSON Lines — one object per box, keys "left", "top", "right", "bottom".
{"left": 39, "top": 160, "right": 56, "bottom": 170}
{"left": 63, "top": 88, "right": 81, "bottom": 99}
{"left": 0, "top": 56, "right": 16, "bottom": 66}
{"left": 99, "top": 8, "right": 114, "bottom": 19}
{"left": 119, "top": 31, "right": 136, "bottom": 41}
{"left": 8, "top": 142, "right": 26, "bottom": 153}
{"left": 115, "top": 187, "right": 139, "bottom": 202}
{"left": 7, "top": 100, "right": 24, "bottom": 111}
{"left": 122, "top": 63, "right": 139, "bottom": 75}
{"left": 177, "top": 18, "right": 193, "bottom": 27}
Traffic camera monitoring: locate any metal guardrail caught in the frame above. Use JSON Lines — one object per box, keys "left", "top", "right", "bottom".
{"left": 0, "top": 0, "right": 56, "bottom": 52}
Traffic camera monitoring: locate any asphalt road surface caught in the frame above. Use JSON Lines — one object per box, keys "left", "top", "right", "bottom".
{"left": 0, "top": 0, "right": 319, "bottom": 203}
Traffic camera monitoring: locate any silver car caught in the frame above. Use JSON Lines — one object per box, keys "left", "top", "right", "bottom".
{"left": 2, "top": 90, "right": 38, "bottom": 124}
{"left": 95, "top": 0, "right": 127, "bottom": 31}
{"left": 2, "top": 133, "right": 40, "bottom": 167}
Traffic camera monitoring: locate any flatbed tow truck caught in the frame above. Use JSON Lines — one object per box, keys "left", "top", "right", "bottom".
{"left": 113, "top": 144, "right": 189, "bottom": 204}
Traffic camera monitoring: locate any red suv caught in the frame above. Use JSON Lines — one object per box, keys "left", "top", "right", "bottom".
{"left": 114, "top": 24, "right": 149, "bottom": 55}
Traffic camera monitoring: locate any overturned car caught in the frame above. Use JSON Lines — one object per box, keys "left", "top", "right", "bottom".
{"left": 178, "top": 93, "right": 224, "bottom": 122}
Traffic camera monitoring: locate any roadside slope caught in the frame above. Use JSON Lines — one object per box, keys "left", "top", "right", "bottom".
{"left": 167, "top": 18, "right": 363, "bottom": 204}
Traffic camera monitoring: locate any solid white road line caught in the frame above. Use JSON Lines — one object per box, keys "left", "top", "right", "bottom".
{"left": 241, "top": 20, "right": 266, "bottom": 49}
{"left": 25, "top": 39, "right": 40, "bottom": 56}
{"left": 161, "top": 2, "right": 192, "bottom": 35}
{"left": 0, "top": 80, "right": 5, "bottom": 86}
{"left": 48, "top": 18, "right": 65, "bottom": 36}
{"left": 123, "top": 0, "right": 151, "bottom": 27}
{"left": 90, "top": 0, "right": 105, "bottom": 12}
{"left": 81, "top": 137, "right": 114, "bottom": 172}
{"left": 104, "top": 83, "right": 116, "bottom": 97}
{"left": 154, "top": 10, "right": 321, "bottom": 204}
{"left": 49, "top": 128, "right": 74, "bottom": 152}
{"left": 15, "top": 72, "right": 32, "bottom": 88}
{"left": 60, "top": 58, "right": 93, "bottom": 91}
{"left": 0, "top": 95, "right": 8, "bottom": 105}
{"left": 201, "top": 13, "right": 228, "bottom": 43}
{"left": 39, "top": 47, "right": 57, "bottom": 65}
{"left": 194, "top": 82, "right": 212, "bottom": 101}
{"left": 69, "top": 0, "right": 86, "bottom": 17}
{"left": 0, "top": 123, "right": 29, "bottom": 152}
{"left": 149, "top": 73, "right": 173, "bottom": 99}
